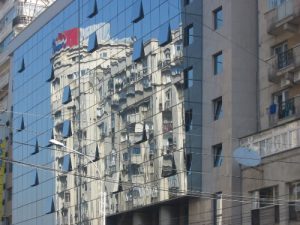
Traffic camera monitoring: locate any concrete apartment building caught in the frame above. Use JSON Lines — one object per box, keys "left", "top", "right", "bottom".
{"left": 240, "top": 0, "right": 300, "bottom": 224}
{"left": 0, "top": 0, "right": 261, "bottom": 225}
{"left": 0, "top": 1, "right": 55, "bottom": 224}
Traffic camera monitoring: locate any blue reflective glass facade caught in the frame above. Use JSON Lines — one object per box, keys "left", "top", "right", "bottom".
{"left": 11, "top": 1, "right": 203, "bottom": 225}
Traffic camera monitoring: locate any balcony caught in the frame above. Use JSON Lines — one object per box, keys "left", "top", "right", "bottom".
{"left": 240, "top": 119, "right": 300, "bottom": 158}
{"left": 289, "top": 201, "right": 300, "bottom": 222}
{"left": 0, "top": 73, "right": 8, "bottom": 90}
{"left": 268, "top": 96, "right": 300, "bottom": 126}
{"left": 12, "top": 15, "right": 33, "bottom": 28}
{"left": 268, "top": 45, "right": 300, "bottom": 83}
{"left": 265, "top": 0, "right": 300, "bottom": 36}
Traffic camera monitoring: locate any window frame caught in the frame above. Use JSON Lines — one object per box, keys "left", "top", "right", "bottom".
{"left": 213, "top": 97, "right": 223, "bottom": 121}
{"left": 213, "top": 6, "right": 223, "bottom": 30}
{"left": 184, "top": 24, "right": 194, "bottom": 46}
{"left": 213, "top": 51, "right": 223, "bottom": 75}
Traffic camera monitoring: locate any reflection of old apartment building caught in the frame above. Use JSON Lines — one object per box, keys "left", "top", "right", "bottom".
{"left": 0, "top": 1, "right": 55, "bottom": 224}
{"left": 240, "top": 0, "right": 300, "bottom": 224}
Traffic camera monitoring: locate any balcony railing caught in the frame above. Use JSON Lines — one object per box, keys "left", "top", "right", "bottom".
{"left": 240, "top": 119, "right": 300, "bottom": 157}
{"left": 278, "top": 97, "right": 295, "bottom": 119}
{"left": 268, "top": 44, "right": 300, "bottom": 82}
{"left": 265, "top": 0, "right": 300, "bottom": 35}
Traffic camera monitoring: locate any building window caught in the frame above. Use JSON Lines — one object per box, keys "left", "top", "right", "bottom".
{"left": 185, "top": 109, "right": 193, "bottom": 132}
{"left": 184, "top": 24, "right": 194, "bottom": 46}
{"left": 213, "top": 51, "right": 223, "bottom": 75}
{"left": 289, "top": 181, "right": 300, "bottom": 221}
{"left": 213, "top": 144, "right": 223, "bottom": 167}
{"left": 184, "top": 67, "right": 193, "bottom": 89}
{"left": 252, "top": 186, "right": 278, "bottom": 209}
{"left": 213, "top": 97, "right": 223, "bottom": 120}
{"left": 214, "top": 192, "right": 222, "bottom": 225}
{"left": 213, "top": 7, "right": 223, "bottom": 30}
{"left": 184, "top": 0, "right": 194, "bottom": 5}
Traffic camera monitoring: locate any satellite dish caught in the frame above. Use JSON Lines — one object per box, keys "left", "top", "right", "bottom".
{"left": 233, "top": 147, "right": 261, "bottom": 167}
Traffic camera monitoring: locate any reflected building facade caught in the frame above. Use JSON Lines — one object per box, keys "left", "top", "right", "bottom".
{"left": 8, "top": 0, "right": 258, "bottom": 225}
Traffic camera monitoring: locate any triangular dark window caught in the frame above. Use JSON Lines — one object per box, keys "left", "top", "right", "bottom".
{"left": 47, "top": 198, "right": 55, "bottom": 214}
{"left": 134, "top": 124, "right": 147, "bottom": 144}
{"left": 158, "top": 23, "right": 172, "bottom": 46}
{"left": 62, "top": 120, "right": 72, "bottom": 138}
{"left": 87, "top": 32, "right": 98, "bottom": 53}
{"left": 63, "top": 154, "right": 72, "bottom": 172}
{"left": 132, "top": 0, "right": 144, "bottom": 23}
{"left": 46, "top": 66, "right": 54, "bottom": 82}
{"left": 32, "top": 139, "right": 39, "bottom": 155}
{"left": 17, "top": 57, "right": 25, "bottom": 73}
{"left": 62, "top": 86, "right": 72, "bottom": 104}
{"left": 87, "top": 0, "right": 98, "bottom": 18}
{"left": 17, "top": 116, "right": 25, "bottom": 132}
{"left": 93, "top": 145, "right": 100, "bottom": 162}
{"left": 132, "top": 39, "right": 144, "bottom": 62}
{"left": 31, "top": 170, "right": 39, "bottom": 186}
{"left": 46, "top": 129, "right": 54, "bottom": 147}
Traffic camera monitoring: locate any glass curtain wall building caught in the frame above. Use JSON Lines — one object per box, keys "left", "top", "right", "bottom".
{"left": 11, "top": 0, "right": 202, "bottom": 225}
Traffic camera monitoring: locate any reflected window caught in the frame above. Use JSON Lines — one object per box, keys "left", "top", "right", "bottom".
{"left": 213, "top": 144, "right": 223, "bottom": 167}
{"left": 63, "top": 154, "right": 72, "bottom": 172}
{"left": 62, "top": 85, "right": 72, "bottom": 104}
{"left": 158, "top": 23, "right": 172, "bottom": 46}
{"left": 31, "top": 170, "right": 39, "bottom": 187}
{"left": 132, "top": 39, "right": 145, "bottom": 62}
{"left": 184, "top": 67, "right": 193, "bottom": 89}
{"left": 184, "top": 24, "right": 194, "bottom": 46}
{"left": 17, "top": 115, "right": 25, "bottom": 132}
{"left": 32, "top": 139, "right": 39, "bottom": 155}
{"left": 87, "top": 32, "right": 98, "bottom": 53}
{"left": 132, "top": 0, "right": 144, "bottom": 23}
{"left": 46, "top": 66, "right": 54, "bottom": 82}
{"left": 213, "top": 97, "right": 223, "bottom": 120}
{"left": 62, "top": 120, "right": 72, "bottom": 138}
{"left": 94, "top": 145, "right": 100, "bottom": 162}
{"left": 185, "top": 109, "right": 193, "bottom": 132}
{"left": 131, "top": 146, "right": 141, "bottom": 155}
{"left": 87, "top": 0, "right": 98, "bottom": 18}
{"left": 213, "top": 51, "right": 223, "bottom": 75}
{"left": 17, "top": 57, "right": 25, "bottom": 73}
{"left": 46, "top": 197, "right": 55, "bottom": 214}
{"left": 214, "top": 7, "right": 223, "bottom": 30}
{"left": 186, "top": 153, "right": 192, "bottom": 175}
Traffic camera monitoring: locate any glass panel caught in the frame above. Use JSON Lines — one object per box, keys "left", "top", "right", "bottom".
{"left": 46, "top": 66, "right": 54, "bottom": 82}
{"left": 62, "top": 154, "right": 72, "bottom": 172}
{"left": 132, "top": 0, "right": 144, "bottom": 23}
{"left": 62, "top": 120, "right": 72, "bottom": 138}
{"left": 87, "top": 0, "right": 98, "bottom": 18}
{"left": 132, "top": 39, "right": 144, "bottom": 62}
{"left": 214, "top": 52, "right": 223, "bottom": 75}
{"left": 87, "top": 32, "right": 98, "bottom": 53}
{"left": 214, "top": 7, "right": 223, "bottom": 30}
{"left": 62, "top": 85, "right": 71, "bottom": 104}
{"left": 158, "top": 22, "right": 171, "bottom": 46}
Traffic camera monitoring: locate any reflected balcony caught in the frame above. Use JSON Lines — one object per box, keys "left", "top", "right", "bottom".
{"left": 265, "top": 0, "right": 300, "bottom": 36}
{"left": 163, "top": 121, "right": 173, "bottom": 133}
{"left": 0, "top": 73, "right": 8, "bottom": 91}
{"left": 268, "top": 44, "right": 300, "bottom": 83}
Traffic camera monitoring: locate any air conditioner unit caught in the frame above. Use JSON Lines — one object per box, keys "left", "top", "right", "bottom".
{"left": 294, "top": 71, "right": 300, "bottom": 83}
